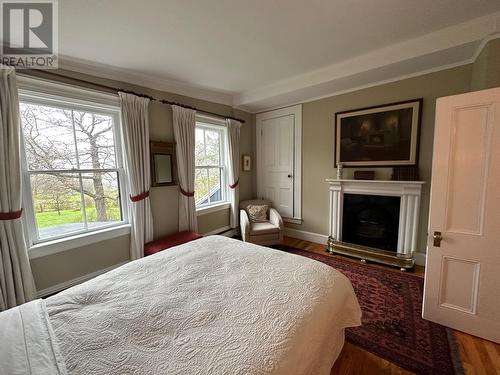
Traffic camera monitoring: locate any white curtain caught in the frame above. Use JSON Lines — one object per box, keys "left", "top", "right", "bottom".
{"left": 227, "top": 119, "right": 242, "bottom": 228}
{"left": 0, "top": 66, "right": 36, "bottom": 311}
{"left": 172, "top": 105, "right": 198, "bottom": 232}
{"left": 119, "top": 92, "right": 153, "bottom": 260}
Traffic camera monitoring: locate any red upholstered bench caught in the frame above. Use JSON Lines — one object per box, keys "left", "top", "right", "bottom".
{"left": 144, "top": 231, "right": 203, "bottom": 256}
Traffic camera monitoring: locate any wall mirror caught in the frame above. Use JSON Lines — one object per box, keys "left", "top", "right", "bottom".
{"left": 150, "top": 141, "right": 177, "bottom": 187}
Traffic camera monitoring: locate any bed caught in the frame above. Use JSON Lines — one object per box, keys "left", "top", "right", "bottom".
{"left": 0, "top": 236, "right": 361, "bottom": 375}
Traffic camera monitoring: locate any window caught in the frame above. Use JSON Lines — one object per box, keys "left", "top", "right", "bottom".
{"left": 19, "top": 92, "right": 127, "bottom": 244}
{"left": 195, "top": 119, "right": 228, "bottom": 208}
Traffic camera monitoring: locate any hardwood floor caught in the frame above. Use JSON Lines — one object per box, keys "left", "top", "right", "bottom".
{"left": 282, "top": 237, "right": 500, "bottom": 375}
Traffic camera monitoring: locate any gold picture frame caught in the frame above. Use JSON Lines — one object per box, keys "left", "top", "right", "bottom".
{"left": 150, "top": 141, "right": 177, "bottom": 187}
{"left": 242, "top": 155, "right": 251, "bottom": 171}
{"left": 335, "top": 99, "right": 422, "bottom": 167}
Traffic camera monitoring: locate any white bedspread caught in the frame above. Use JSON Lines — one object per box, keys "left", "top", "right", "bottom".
{"left": 41, "top": 236, "right": 360, "bottom": 374}
{"left": 0, "top": 299, "right": 67, "bottom": 375}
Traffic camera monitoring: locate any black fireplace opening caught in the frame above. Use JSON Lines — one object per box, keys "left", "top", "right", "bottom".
{"left": 342, "top": 193, "right": 400, "bottom": 252}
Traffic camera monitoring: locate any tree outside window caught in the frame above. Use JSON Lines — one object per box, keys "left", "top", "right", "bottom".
{"left": 19, "top": 100, "right": 125, "bottom": 241}
{"left": 194, "top": 122, "right": 227, "bottom": 207}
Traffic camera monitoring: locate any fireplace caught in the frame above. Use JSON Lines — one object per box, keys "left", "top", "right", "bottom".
{"left": 342, "top": 194, "right": 400, "bottom": 252}
{"left": 326, "top": 179, "right": 424, "bottom": 270}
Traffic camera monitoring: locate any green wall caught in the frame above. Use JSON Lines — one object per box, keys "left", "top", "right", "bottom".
{"left": 286, "top": 65, "right": 473, "bottom": 256}
{"left": 197, "top": 208, "right": 231, "bottom": 234}
{"left": 471, "top": 39, "right": 500, "bottom": 91}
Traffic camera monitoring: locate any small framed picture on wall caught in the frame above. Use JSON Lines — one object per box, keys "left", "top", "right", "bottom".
{"left": 242, "top": 155, "right": 251, "bottom": 171}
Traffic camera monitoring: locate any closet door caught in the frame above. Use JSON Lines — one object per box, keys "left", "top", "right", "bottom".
{"left": 256, "top": 105, "right": 302, "bottom": 220}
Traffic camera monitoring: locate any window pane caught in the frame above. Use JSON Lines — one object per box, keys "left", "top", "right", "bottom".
{"left": 195, "top": 168, "right": 209, "bottom": 205}
{"left": 20, "top": 103, "right": 77, "bottom": 170}
{"left": 204, "top": 129, "right": 220, "bottom": 166}
{"left": 195, "top": 125, "right": 222, "bottom": 167}
{"left": 208, "top": 168, "right": 222, "bottom": 204}
{"left": 195, "top": 128, "right": 206, "bottom": 165}
{"left": 194, "top": 168, "right": 210, "bottom": 206}
{"left": 81, "top": 172, "right": 122, "bottom": 227}
{"left": 31, "top": 173, "right": 84, "bottom": 239}
{"left": 74, "top": 111, "right": 117, "bottom": 169}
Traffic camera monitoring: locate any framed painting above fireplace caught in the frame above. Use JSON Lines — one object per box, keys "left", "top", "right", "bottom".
{"left": 335, "top": 98, "right": 422, "bottom": 167}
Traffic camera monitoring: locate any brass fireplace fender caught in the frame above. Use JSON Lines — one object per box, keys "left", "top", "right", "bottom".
{"left": 326, "top": 237, "right": 415, "bottom": 270}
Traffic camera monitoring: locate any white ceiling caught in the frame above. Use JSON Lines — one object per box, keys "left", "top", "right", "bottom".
{"left": 58, "top": 0, "right": 500, "bottom": 112}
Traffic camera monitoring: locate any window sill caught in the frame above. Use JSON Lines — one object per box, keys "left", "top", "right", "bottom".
{"left": 29, "top": 224, "right": 131, "bottom": 260}
{"left": 196, "top": 202, "right": 231, "bottom": 217}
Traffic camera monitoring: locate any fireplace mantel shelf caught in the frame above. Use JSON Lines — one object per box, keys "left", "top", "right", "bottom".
{"left": 326, "top": 178, "right": 425, "bottom": 185}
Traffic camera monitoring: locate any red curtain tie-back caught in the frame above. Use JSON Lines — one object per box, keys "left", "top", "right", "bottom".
{"left": 229, "top": 179, "right": 239, "bottom": 189}
{"left": 0, "top": 208, "right": 23, "bottom": 221}
{"left": 130, "top": 191, "right": 150, "bottom": 202}
{"left": 180, "top": 187, "right": 195, "bottom": 197}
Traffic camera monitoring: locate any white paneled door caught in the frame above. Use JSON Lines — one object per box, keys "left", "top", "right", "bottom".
{"left": 256, "top": 105, "right": 302, "bottom": 221}
{"left": 423, "top": 87, "right": 500, "bottom": 343}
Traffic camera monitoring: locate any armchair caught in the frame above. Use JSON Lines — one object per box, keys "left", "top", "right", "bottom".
{"left": 239, "top": 199, "right": 284, "bottom": 245}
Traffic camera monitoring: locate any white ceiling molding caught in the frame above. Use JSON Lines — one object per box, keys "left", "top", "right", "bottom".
{"left": 471, "top": 31, "right": 500, "bottom": 61}
{"left": 238, "top": 50, "right": 476, "bottom": 114}
{"left": 235, "top": 11, "right": 500, "bottom": 112}
{"left": 58, "top": 56, "right": 235, "bottom": 106}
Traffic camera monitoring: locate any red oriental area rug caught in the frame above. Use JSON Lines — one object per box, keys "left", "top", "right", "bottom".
{"left": 276, "top": 246, "right": 464, "bottom": 375}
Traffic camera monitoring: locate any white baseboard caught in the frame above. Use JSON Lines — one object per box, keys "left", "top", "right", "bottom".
{"left": 283, "top": 217, "right": 303, "bottom": 225}
{"left": 284, "top": 227, "right": 329, "bottom": 245}
{"left": 414, "top": 252, "right": 427, "bottom": 267}
{"left": 203, "top": 225, "right": 232, "bottom": 236}
{"left": 37, "top": 261, "right": 129, "bottom": 298}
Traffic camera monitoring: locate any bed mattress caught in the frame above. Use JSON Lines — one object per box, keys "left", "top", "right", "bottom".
{"left": 2, "top": 236, "right": 361, "bottom": 375}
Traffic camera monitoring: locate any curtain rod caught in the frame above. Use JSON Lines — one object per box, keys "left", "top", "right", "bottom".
{"left": 28, "top": 69, "right": 245, "bottom": 124}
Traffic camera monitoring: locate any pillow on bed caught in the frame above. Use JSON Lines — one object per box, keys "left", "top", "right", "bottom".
{"left": 247, "top": 204, "right": 268, "bottom": 222}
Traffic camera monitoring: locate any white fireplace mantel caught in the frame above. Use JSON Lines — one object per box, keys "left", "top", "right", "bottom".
{"left": 326, "top": 179, "right": 425, "bottom": 257}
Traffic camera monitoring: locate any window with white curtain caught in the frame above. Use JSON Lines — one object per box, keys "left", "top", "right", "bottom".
{"left": 18, "top": 90, "right": 127, "bottom": 244}
{"left": 194, "top": 119, "right": 228, "bottom": 209}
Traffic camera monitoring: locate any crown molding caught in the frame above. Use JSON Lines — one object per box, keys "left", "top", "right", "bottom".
{"left": 236, "top": 59, "right": 475, "bottom": 114}
{"left": 471, "top": 32, "right": 500, "bottom": 61}
{"left": 58, "top": 55, "right": 235, "bottom": 106}
{"left": 235, "top": 11, "right": 500, "bottom": 112}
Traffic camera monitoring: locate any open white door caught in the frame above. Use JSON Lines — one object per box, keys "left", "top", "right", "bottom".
{"left": 256, "top": 105, "right": 302, "bottom": 221}
{"left": 423, "top": 87, "right": 500, "bottom": 343}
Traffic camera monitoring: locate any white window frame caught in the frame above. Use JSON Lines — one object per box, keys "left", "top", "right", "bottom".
{"left": 18, "top": 83, "right": 129, "bottom": 247}
{"left": 195, "top": 115, "right": 229, "bottom": 212}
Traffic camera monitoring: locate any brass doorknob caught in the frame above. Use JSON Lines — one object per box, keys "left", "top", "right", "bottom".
{"left": 433, "top": 231, "right": 443, "bottom": 247}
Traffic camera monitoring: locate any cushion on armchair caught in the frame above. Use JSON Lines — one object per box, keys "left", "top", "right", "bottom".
{"left": 250, "top": 222, "right": 280, "bottom": 235}
{"left": 247, "top": 204, "right": 269, "bottom": 222}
